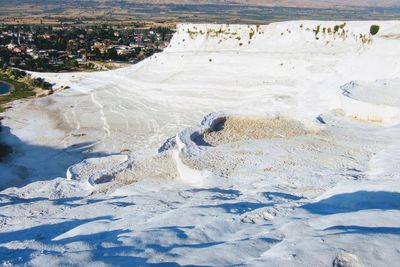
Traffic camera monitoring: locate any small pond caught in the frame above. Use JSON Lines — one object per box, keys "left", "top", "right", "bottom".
{"left": 0, "top": 81, "right": 11, "bottom": 95}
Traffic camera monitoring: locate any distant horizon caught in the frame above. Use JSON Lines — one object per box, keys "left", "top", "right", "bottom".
{"left": 2, "top": 0, "right": 400, "bottom": 26}
{"left": 4, "top": 0, "right": 400, "bottom": 9}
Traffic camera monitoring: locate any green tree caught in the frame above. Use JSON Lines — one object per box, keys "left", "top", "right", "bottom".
{"left": 370, "top": 25, "right": 380, "bottom": 35}
{"left": 65, "top": 59, "right": 78, "bottom": 69}
{"left": 333, "top": 25, "right": 341, "bottom": 33}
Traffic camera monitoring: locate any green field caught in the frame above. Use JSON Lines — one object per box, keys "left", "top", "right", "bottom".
{"left": 1, "top": 1, "right": 400, "bottom": 25}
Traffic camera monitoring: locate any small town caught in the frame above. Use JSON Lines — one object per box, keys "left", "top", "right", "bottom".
{"left": 0, "top": 24, "right": 174, "bottom": 72}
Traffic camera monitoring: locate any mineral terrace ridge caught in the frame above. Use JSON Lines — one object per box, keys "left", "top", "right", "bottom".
{"left": 0, "top": 20, "right": 400, "bottom": 266}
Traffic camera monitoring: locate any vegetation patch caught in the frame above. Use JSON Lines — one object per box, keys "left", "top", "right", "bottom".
{"left": 314, "top": 25, "right": 321, "bottom": 36}
{"left": 334, "top": 25, "right": 340, "bottom": 33}
{"left": 249, "top": 29, "right": 255, "bottom": 40}
{"left": 0, "top": 75, "right": 33, "bottom": 112}
{"left": 360, "top": 34, "right": 372, "bottom": 44}
{"left": 0, "top": 68, "right": 52, "bottom": 112}
{"left": 370, "top": 25, "right": 380, "bottom": 35}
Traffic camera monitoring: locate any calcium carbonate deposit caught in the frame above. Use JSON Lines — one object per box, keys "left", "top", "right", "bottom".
{"left": 1, "top": 21, "right": 400, "bottom": 266}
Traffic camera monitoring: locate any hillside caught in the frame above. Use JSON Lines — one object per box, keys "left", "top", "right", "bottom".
{"left": 25, "top": 0, "right": 400, "bottom": 8}
{"left": 2, "top": 1, "right": 400, "bottom": 25}
{"left": 128, "top": 0, "right": 400, "bottom": 8}
{"left": 1, "top": 20, "right": 400, "bottom": 266}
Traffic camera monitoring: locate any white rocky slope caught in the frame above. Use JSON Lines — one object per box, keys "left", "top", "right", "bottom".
{"left": 1, "top": 21, "right": 400, "bottom": 266}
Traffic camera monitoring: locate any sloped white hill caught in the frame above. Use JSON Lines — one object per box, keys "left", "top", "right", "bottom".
{"left": 1, "top": 21, "right": 400, "bottom": 266}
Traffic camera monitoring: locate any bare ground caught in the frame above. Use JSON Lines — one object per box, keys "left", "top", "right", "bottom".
{"left": 203, "top": 115, "right": 309, "bottom": 146}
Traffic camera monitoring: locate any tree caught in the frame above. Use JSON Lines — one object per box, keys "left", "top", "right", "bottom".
{"left": 370, "top": 25, "right": 380, "bottom": 35}
{"left": 65, "top": 59, "right": 78, "bottom": 69}
{"left": 33, "top": 77, "right": 52, "bottom": 90}
{"left": 93, "top": 48, "right": 102, "bottom": 59}
{"left": 36, "top": 57, "right": 50, "bottom": 70}
{"left": 66, "top": 40, "right": 75, "bottom": 55}
{"left": 106, "top": 47, "right": 118, "bottom": 61}
{"left": 334, "top": 25, "right": 340, "bottom": 33}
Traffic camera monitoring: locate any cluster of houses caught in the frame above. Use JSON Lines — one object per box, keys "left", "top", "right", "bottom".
{"left": 0, "top": 25, "right": 173, "bottom": 71}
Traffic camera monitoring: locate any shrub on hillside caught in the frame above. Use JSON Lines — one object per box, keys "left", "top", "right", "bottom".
{"left": 32, "top": 77, "right": 52, "bottom": 90}
{"left": 334, "top": 25, "right": 340, "bottom": 33}
{"left": 249, "top": 31, "right": 255, "bottom": 40}
{"left": 370, "top": 25, "right": 380, "bottom": 35}
{"left": 314, "top": 25, "right": 320, "bottom": 36}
